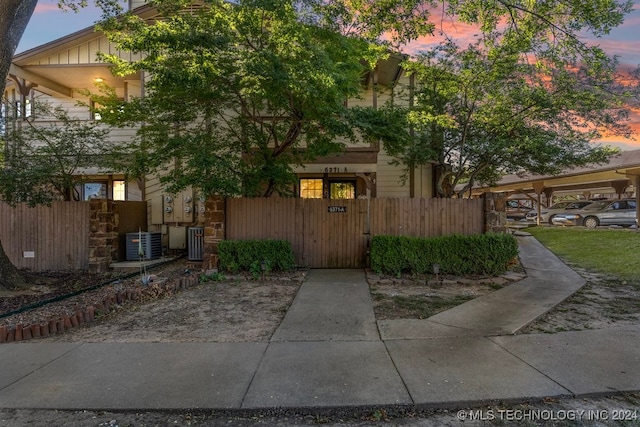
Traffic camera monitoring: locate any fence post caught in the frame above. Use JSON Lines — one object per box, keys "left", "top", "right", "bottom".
{"left": 203, "top": 196, "right": 226, "bottom": 270}
{"left": 483, "top": 192, "right": 507, "bottom": 233}
{"left": 88, "top": 199, "right": 118, "bottom": 272}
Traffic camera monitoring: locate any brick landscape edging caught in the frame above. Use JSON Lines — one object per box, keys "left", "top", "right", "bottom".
{"left": 0, "top": 274, "right": 200, "bottom": 344}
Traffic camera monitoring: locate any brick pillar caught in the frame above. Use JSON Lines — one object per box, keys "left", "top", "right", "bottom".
{"left": 88, "top": 199, "right": 119, "bottom": 272}
{"left": 483, "top": 192, "right": 507, "bottom": 233}
{"left": 202, "top": 196, "right": 225, "bottom": 270}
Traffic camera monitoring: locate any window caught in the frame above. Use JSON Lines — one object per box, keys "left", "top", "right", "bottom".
{"left": 330, "top": 181, "right": 355, "bottom": 199}
{"left": 75, "top": 181, "right": 127, "bottom": 200}
{"left": 84, "top": 183, "right": 107, "bottom": 200}
{"left": 113, "top": 180, "right": 126, "bottom": 201}
{"left": 24, "top": 99, "right": 31, "bottom": 118}
{"left": 0, "top": 103, "right": 5, "bottom": 136}
{"left": 300, "top": 179, "right": 323, "bottom": 198}
{"left": 90, "top": 100, "right": 102, "bottom": 121}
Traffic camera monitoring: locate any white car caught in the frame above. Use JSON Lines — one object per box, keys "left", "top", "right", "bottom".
{"left": 526, "top": 201, "right": 594, "bottom": 224}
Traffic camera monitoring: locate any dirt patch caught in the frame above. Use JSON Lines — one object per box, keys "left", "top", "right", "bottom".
{"left": 521, "top": 267, "right": 640, "bottom": 334}
{"left": 368, "top": 261, "right": 640, "bottom": 333}
{"left": 1, "top": 259, "right": 305, "bottom": 343}
{"left": 42, "top": 278, "right": 303, "bottom": 343}
{"left": 366, "top": 270, "right": 526, "bottom": 320}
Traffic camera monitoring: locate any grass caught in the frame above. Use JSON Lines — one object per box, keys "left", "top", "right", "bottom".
{"left": 525, "top": 226, "right": 640, "bottom": 280}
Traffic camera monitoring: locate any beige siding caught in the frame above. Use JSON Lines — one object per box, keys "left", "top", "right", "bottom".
{"left": 414, "top": 164, "right": 435, "bottom": 198}
{"left": 27, "top": 34, "right": 140, "bottom": 67}
{"left": 130, "top": 0, "right": 148, "bottom": 10}
{"left": 125, "top": 80, "right": 143, "bottom": 100}
{"left": 376, "top": 151, "right": 410, "bottom": 197}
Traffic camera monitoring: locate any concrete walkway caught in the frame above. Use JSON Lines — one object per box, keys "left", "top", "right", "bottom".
{"left": 271, "top": 269, "right": 379, "bottom": 342}
{"left": 378, "top": 235, "right": 586, "bottom": 339}
{"left": 0, "top": 234, "right": 638, "bottom": 411}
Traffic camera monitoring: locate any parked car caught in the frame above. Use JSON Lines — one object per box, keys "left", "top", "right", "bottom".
{"left": 525, "top": 200, "right": 594, "bottom": 224}
{"left": 506, "top": 200, "right": 532, "bottom": 221}
{"left": 552, "top": 199, "right": 638, "bottom": 228}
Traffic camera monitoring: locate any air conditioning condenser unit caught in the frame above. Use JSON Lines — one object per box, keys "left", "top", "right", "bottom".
{"left": 126, "top": 232, "right": 162, "bottom": 261}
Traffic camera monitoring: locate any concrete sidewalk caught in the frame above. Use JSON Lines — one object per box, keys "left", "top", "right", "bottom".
{"left": 378, "top": 235, "right": 587, "bottom": 339}
{"left": 0, "top": 234, "right": 638, "bottom": 411}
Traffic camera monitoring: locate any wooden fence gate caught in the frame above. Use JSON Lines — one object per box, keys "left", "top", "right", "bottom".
{"left": 226, "top": 197, "right": 484, "bottom": 268}
{"left": 226, "top": 198, "right": 367, "bottom": 268}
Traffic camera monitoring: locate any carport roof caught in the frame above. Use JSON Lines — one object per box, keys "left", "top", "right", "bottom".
{"left": 472, "top": 149, "right": 640, "bottom": 197}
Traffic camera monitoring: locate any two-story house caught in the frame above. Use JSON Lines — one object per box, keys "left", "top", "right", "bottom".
{"left": 4, "top": 1, "right": 435, "bottom": 252}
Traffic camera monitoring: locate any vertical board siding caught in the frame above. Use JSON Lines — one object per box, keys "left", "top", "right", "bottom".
{"left": 0, "top": 202, "right": 90, "bottom": 271}
{"left": 226, "top": 197, "right": 484, "bottom": 269}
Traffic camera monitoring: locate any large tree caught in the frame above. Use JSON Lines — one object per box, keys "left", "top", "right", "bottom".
{"left": 92, "top": 0, "right": 431, "bottom": 197}
{"left": 0, "top": 0, "right": 38, "bottom": 95}
{"left": 372, "top": 40, "right": 631, "bottom": 197}
{"left": 350, "top": 0, "right": 634, "bottom": 197}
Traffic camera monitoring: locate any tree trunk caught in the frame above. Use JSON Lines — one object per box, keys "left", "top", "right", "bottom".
{"left": 0, "top": 0, "right": 38, "bottom": 94}
{"left": 0, "top": 239, "right": 31, "bottom": 290}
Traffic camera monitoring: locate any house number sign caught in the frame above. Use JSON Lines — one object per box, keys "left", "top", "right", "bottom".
{"left": 328, "top": 206, "right": 347, "bottom": 213}
{"left": 324, "top": 167, "right": 348, "bottom": 173}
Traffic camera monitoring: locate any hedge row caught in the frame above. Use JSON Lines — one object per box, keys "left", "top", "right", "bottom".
{"left": 218, "top": 239, "right": 296, "bottom": 273}
{"left": 370, "top": 233, "right": 519, "bottom": 277}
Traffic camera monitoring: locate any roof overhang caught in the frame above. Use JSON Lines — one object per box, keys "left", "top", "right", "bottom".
{"left": 362, "top": 53, "right": 406, "bottom": 88}
{"left": 8, "top": 4, "right": 155, "bottom": 98}
{"left": 471, "top": 150, "right": 640, "bottom": 198}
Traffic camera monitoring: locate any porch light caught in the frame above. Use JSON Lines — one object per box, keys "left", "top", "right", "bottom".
{"left": 94, "top": 77, "right": 105, "bottom": 83}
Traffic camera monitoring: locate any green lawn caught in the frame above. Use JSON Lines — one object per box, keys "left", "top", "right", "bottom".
{"left": 525, "top": 226, "right": 640, "bottom": 280}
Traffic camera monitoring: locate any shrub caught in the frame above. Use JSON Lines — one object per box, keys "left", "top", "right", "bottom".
{"left": 370, "top": 233, "right": 518, "bottom": 277}
{"left": 218, "top": 239, "right": 296, "bottom": 273}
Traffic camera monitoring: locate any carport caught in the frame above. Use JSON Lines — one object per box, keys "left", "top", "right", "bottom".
{"left": 471, "top": 149, "right": 640, "bottom": 226}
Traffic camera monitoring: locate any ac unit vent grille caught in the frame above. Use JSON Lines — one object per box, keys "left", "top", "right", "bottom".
{"left": 188, "top": 227, "right": 204, "bottom": 261}
{"left": 125, "top": 232, "right": 162, "bottom": 261}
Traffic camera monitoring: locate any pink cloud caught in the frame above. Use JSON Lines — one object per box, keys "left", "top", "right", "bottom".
{"left": 34, "top": 2, "right": 60, "bottom": 13}
{"left": 589, "top": 38, "right": 640, "bottom": 63}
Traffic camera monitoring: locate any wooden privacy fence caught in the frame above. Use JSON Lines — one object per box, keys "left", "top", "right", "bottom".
{"left": 226, "top": 197, "right": 484, "bottom": 268}
{"left": 0, "top": 201, "right": 90, "bottom": 271}
{"left": 0, "top": 200, "right": 147, "bottom": 272}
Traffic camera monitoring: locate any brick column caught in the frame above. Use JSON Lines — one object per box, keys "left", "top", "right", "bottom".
{"left": 88, "top": 199, "right": 119, "bottom": 272}
{"left": 202, "top": 196, "right": 225, "bottom": 270}
{"left": 483, "top": 192, "right": 507, "bottom": 233}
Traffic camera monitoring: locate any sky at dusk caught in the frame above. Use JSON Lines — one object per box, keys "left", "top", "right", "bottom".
{"left": 17, "top": 0, "right": 640, "bottom": 150}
